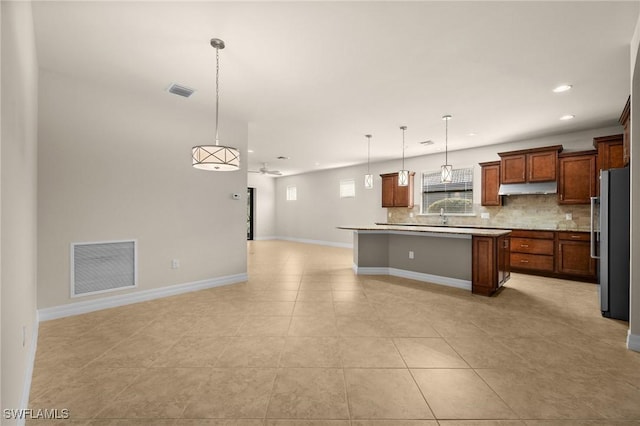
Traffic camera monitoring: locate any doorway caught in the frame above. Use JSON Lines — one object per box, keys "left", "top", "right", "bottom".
{"left": 247, "top": 187, "right": 255, "bottom": 240}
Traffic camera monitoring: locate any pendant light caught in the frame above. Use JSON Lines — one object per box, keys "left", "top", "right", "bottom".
{"left": 398, "top": 126, "right": 409, "bottom": 186}
{"left": 364, "top": 134, "right": 373, "bottom": 189}
{"left": 441, "top": 115, "right": 453, "bottom": 183}
{"left": 192, "top": 38, "right": 240, "bottom": 171}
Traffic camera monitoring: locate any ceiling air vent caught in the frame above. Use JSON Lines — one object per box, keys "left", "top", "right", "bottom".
{"left": 167, "top": 83, "right": 195, "bottom": 98}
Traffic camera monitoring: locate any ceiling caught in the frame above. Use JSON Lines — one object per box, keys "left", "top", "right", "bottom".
{"left": 32, "top": 1, "right": 639, "bottom": 176}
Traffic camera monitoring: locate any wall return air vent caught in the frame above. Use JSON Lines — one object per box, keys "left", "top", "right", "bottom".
{"left": 71, "top": 240, "right": 137, "bottom": 297}
{"left": 167, "top": 83, "right": 195, "bottom": 98}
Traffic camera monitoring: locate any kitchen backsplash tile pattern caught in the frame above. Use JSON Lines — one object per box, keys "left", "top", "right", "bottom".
{"left": 387, "top": 194, "right": 591, "bottom": 231}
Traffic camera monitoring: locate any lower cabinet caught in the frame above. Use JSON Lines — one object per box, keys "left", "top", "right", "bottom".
{"left": 509, "top": 229, "right": 596, "bottom": 282}
{"left": 472, "top": 234, "right": 511, "bottom": 296}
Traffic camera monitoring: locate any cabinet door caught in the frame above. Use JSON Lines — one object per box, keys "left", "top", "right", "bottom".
{"left": 557, "top": 241, "right": 596, "bottom": 278}
{"left": 381, "top": 174, "right": 396, "bottom": 207}
{"left": 501, "top": 154, "right": 526, "bottom": 184}
{"left": 558, "top": 154, "right": 596, "bottom": 204}
{"left": 394, "top": 173, "right": 414, "bottom": 208}
{"left": 472, "top": 236, "right": 497, "bottom": 296}
{"left": 481, "top": 162, "right": 502, "bottom": 206}
{"left": 527, "top": 150, "right": 557, "bottom": 182}
{"left": 497, "top": 235, "right": 510, "bottom": 285}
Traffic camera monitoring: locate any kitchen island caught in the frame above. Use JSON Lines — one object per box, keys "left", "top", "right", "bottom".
{"left": 338, "top": 225, "right": 512, "bottom": 296}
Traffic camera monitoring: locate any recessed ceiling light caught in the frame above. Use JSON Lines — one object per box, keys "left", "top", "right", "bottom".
{"left": 247, "top": 149, "right": 254, "bottom": 153}
{"left": 468, "top": 133, "right": 477, "bottom": 137}
{"left": 560, "top": 114, "right": 575, "bottom": 120}
{"left": 553, "top": 84, "right": 573, "bottom": 93}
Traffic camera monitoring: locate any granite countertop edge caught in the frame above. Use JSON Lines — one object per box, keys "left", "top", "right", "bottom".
{"left": 338, "top": 225, "right": 512, "bottom": 237}
{"left": 374, "top": 222, "right": 591, "bottom": 232}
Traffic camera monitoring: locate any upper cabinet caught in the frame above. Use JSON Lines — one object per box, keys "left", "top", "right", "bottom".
{"left": 593, "top": 134, "right": 624, "bottom": 196}
{"left": 380, "top": 172, "right": 415, "bottom": 208}
{"left": 619, "top": 96, "right": 630, "bottom": 167}
{"left": 558, "top": 151, "right": 596, "bottom": 204}
{"left": 498, "top": 145, "right": 562, "bottom": 184}
{"left": 479, "top": 161, "right": 502, "bottom": 206}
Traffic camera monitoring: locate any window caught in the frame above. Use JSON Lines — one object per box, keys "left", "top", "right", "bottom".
{"left": 339, "top": 179, "right": 356, "bottom": 198}
{"left": 422, "top": 167, "right": 474, "bottom": 215}
{"left": 286, "top": 185, "right": 297, "bottom": 201}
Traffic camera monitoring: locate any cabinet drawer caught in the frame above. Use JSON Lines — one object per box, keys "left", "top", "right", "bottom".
{"left": 511, "top": 253, "right": 554, "bottom": 272}
{"left": 511, "top": 237, "right": 554, "bottom": 255}
{"left": 557, "top": 232, "right": 590, "bottom": 242}
{"left": 510, "top": 230, "right": 555, "bottom": 240}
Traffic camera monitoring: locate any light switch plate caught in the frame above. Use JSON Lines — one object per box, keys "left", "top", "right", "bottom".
{"left": 565, "top": 213, "right": 572, "bottom": 220}
{"left": 481, "top": 212, "right": 490, "bottom": 219}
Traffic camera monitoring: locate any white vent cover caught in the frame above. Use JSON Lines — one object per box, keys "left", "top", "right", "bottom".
{"left": 71, "top": 240, "right": 137, "bottom": 297}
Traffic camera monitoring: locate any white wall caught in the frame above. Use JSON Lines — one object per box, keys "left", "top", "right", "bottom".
{"left": 275, "top": 126, "right": 621, "bottom": 246}
{"left": 1, "top": 0, "right": 39, "bottom": 416}
{"left": 37, "top": 69, "right": 248, "bottom": 311}
{"left": 247, "top": 173, "right": 276, "bottom": 240}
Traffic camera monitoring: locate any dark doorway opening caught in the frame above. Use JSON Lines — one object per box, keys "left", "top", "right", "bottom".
{"left": 247, "top": 187, "right": 255, "bottom": 240}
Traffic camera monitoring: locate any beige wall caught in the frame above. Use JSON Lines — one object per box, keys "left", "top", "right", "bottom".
{"left": 1, "top": 0, "right": 39, "bottom": 416}
{"left": 37, "top": 69, "right": 248, "bottom": 310}
{"left": 629, "top": 13, "right": 640, "bottom": 351}
{"left": 275, "top": 126, "right": 621, "bottom": 246}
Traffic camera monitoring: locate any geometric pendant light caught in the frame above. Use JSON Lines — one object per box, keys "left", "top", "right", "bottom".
{"left": 192, "top": 38, "right": 240, "bottom": 171}
{"left": 440, "top": 115, "right": 453, "bottom": 183}
{"left": 364, "top": 134, "right": 373, "bottom": 189}
{"left": 398, "top": 125, "right": 409, "bottom": 186}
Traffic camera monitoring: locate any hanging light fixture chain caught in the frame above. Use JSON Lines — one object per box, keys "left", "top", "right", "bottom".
{"left": 366, "top": 135, "right": 371, "bottom": 174}
{"left": 445, "top": 117, "right": 448, "bottom": 165}
{"left": 401, "top": 126, "right": 407, "bottom": 169}
{"left": 215, "top": 45, "right": 220, "bottom": 146}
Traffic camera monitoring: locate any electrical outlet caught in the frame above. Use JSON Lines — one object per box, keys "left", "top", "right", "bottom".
{"left": 409, "top": 212, "right": 414, "bottom": 218}
{"left": 388, "top": 212, "right": 392, "bottom": 218}
{"left": 481, "top": 212, "right": 490, "bottom": 219}
{"left": 565, "top": 213, "right": 573, "bottom": 220}
{"left": 409, "top": 251, "right": 414, "bottom": 259}
{"left": 171, "top": 259, "right": 180, "bottom": 269}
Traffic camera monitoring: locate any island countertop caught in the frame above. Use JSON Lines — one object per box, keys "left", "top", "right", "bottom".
{"left": 338, "top": 224, "right": 511, "bottom": 238}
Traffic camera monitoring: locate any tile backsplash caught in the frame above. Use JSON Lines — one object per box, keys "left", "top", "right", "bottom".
{"left": 387, "top": 194, "right": 591, "bottom": 231}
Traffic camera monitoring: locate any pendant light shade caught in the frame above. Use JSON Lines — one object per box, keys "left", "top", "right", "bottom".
{"left": 398, "top": 126, "right": 409, "bottom": 187}
{"left": 364, "top": 134, "right": 373, "bottom": 189}
{"left": 192, "top": 38, "right": 240, "bottom": 171}
{"left": 441, "top": 115, "right": 453, "bottom": 183}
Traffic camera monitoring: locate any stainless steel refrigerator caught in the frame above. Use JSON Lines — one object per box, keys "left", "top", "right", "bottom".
{"left": 590, "top": 167, "right": 630, "bottom": 321}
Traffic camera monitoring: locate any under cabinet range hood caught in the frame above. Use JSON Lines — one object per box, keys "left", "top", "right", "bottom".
{"left": 498, "top": 181, "right": 557, "bottom": 195}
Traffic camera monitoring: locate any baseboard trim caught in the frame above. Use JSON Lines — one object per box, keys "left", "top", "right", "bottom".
{"left": 276, "top": 236, "right": 353, "bottom": 249}
{"left": 354, "top": 266, "right": 471, "bottom": 291}
{"left": 627, "top": 330, "right": 640, "bottom": 352}
{"left": 18, "top": 312, "right": 39, "bottom": 426}
{"left": 253, "top": 236, "right": 278, "bottom": 241}
{"left": 38, "top": 273, "right": 248, "bottom": 321}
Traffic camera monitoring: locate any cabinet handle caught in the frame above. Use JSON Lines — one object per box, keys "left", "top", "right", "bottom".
{"left": 520, "top": 260, "right": 529, "bottom": 263}
{"left": 520, "top": 244, "right": 529, "bottom": 248}
{"left": 570, "top": 235, "right": 580, "bottom": 239}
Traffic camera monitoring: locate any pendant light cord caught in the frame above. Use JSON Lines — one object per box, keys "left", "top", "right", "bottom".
{"left": 215, "top": 46, "right": 220, "bottom": 146}
{"left": 401, "top": 126, "right": 406, "bottom": 169}
{"left": 367, "top": 135, "right": 371, "bottom": 174}
{"left": 445, "top": 117, "right": 448, "bottom": 165}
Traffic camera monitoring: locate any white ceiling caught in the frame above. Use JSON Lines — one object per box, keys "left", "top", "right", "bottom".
{"left": 32, "top": 1, "right": 639, "bottom": 176}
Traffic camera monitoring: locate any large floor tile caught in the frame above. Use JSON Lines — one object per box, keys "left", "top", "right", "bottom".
{"left": 411, "top": 369, "right": 518, "bottom": 420}
{"left": 394, "top": 338, "right": 469, "bottom": 368}
{"left": 266, "top": 368, "right": 349, "bottom": 419}
{"left": 216, "top": 337, "right": 286, "bottom": 367}
{"left": 279, "top": 337, "right": 342, "bottom": 367}
{"left": 339, "top": 337, "right": 406, "bottom": 368}
{"left": 344, "top": 368, "right": 433, "bottom": 419}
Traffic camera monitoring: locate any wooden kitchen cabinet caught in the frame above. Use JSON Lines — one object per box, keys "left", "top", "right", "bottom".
{"left": 556, "top": 232, "right": 597, "bottom": 280}
{"left": 472, "top": 234, "right": 511, "bottom": 296}
{"left": 594, "top": 134, "right": 624, "bottom": 171}
{"left": 509, "top": 230, "right": 555, "bottom": 273}
{"left": 558, "top": 151, "right": 596, "bottom": 204}
{"left": 380, "top": 172, "right": 415, "bottom": 208}
{"left": 498, "top": 145, "right": 562, "bottom": 184}
{"left": 620, "top": 96, "right": 630, "bottom": 167}
{"left": 479, "top": 161, "right": 502, "bottom": 206}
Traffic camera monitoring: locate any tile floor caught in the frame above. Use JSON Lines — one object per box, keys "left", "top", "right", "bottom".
{"left": 28, "top": 240, "right": 640, "bottom": 425}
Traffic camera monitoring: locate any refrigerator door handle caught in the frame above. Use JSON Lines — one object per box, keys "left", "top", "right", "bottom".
{"left": 590, "top": 196, "right": 600, "bottom": 259}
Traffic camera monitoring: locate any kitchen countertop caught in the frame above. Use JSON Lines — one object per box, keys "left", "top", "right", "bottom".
{"left": 375, "top": 222, "right": 590, "bottom": 232}
{"left": 338, "top": 224, "right": 511, "bottom": 237}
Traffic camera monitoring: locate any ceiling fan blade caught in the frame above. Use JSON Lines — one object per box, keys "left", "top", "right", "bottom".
{"left": 266, "top": 170, "right": 282, "bottom": 175}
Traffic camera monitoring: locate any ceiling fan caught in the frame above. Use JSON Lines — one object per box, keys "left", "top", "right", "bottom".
{"left": 249, "top": 163, "right": 282, "bottom": 176}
